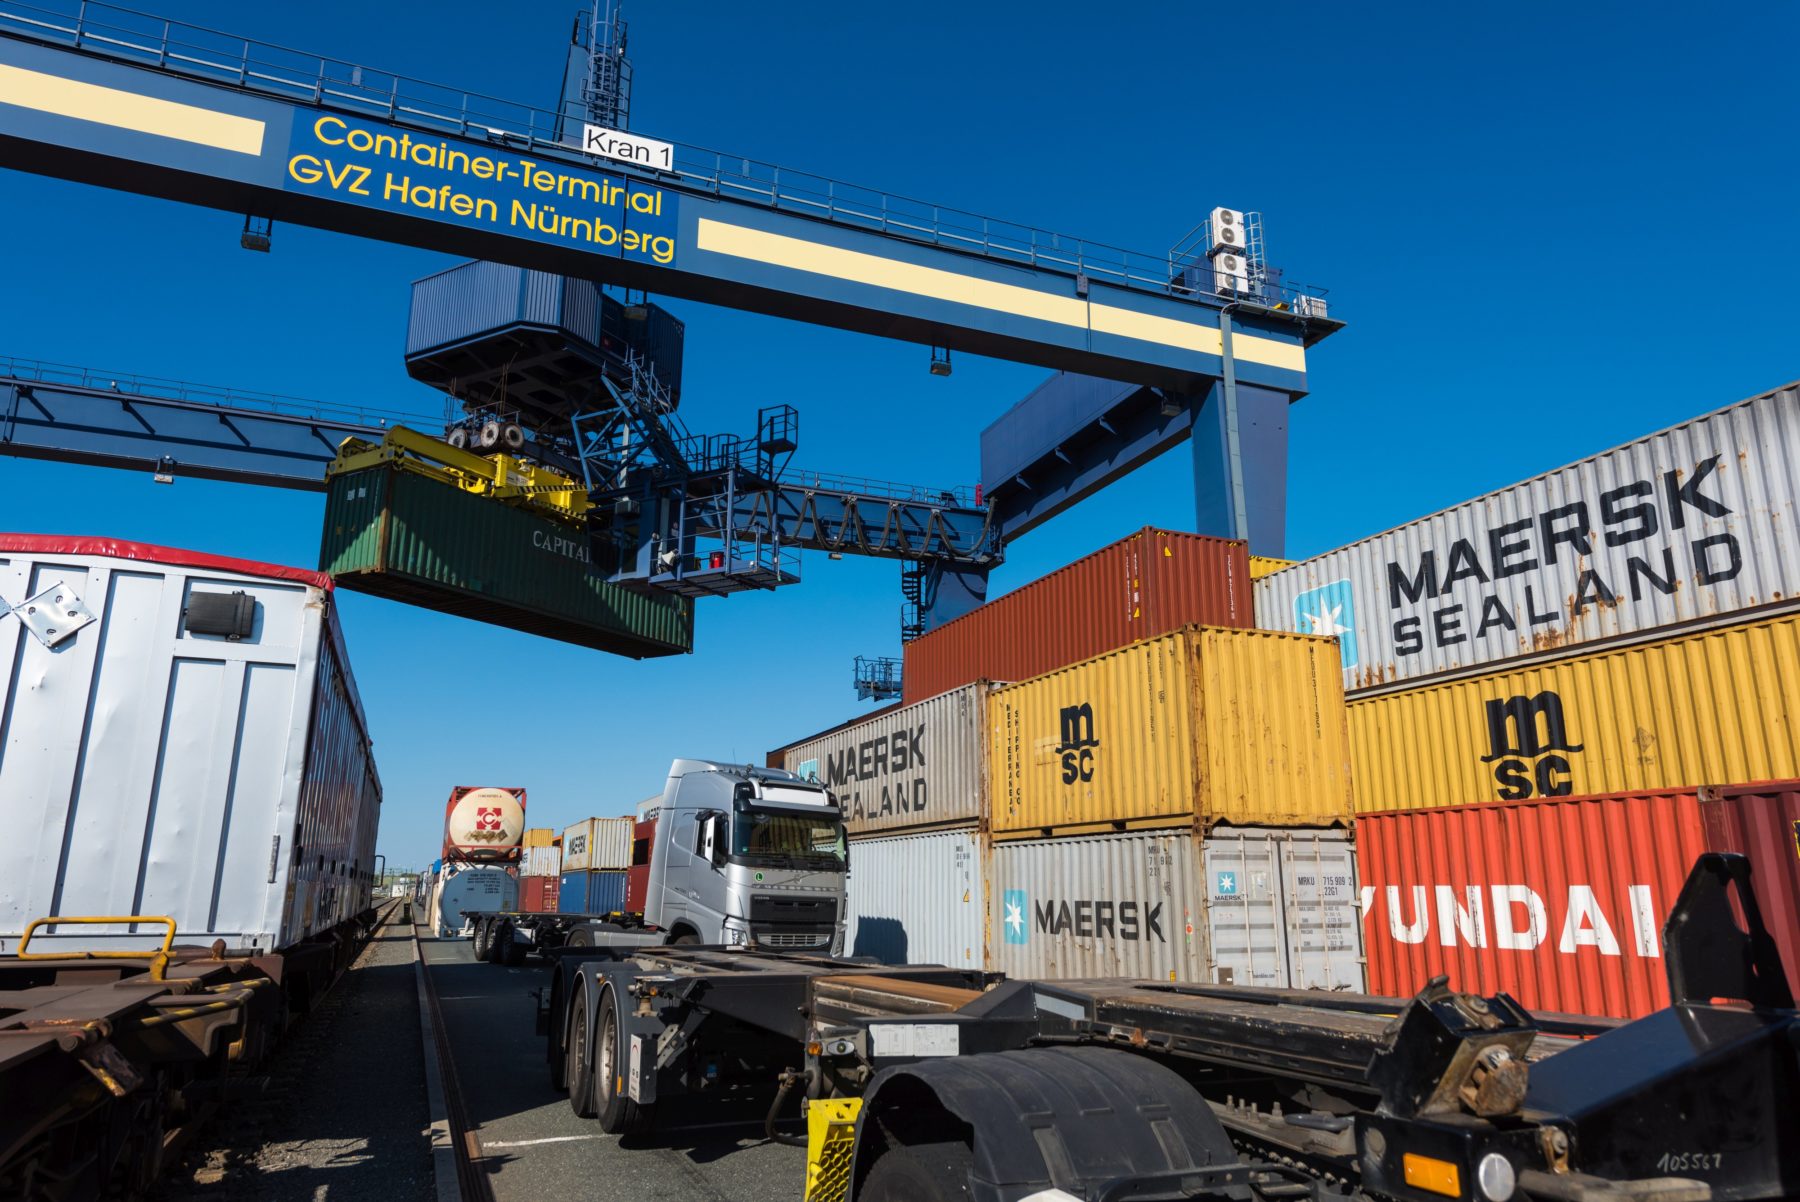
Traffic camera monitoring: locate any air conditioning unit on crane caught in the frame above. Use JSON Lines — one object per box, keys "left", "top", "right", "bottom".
{"left": 1213, "top": 251, "right": 1249, "bottom": 295}
{"left": 1208, "top": 207, "right": 1247, "bottom": 257}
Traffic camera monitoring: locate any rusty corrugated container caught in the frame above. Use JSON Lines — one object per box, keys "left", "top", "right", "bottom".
{"left": 902, "top": 527, "right": 1251, "bottom": 704}
{"left": 1257, "top": 382, "right": 1800, "bottom": 692}
{"left": 844, "top": 827, "right": 986, "bottom": 967}
{"left": 561, "top": 817, "right": 634, "bottom": 872}
{"left": 1357, "top": 789, "right": 1721, "bottom": 1019}
{"left": 1699, "top": 782, "right": 1800, "bottom": 1004}
{"left": 1348, "top": 611, "right": 1800, "bottom": 810}
{"left": 988, "top": 828, "right": 1363, "bottom": 986}
{"left": 521, "top": 845, "right": 562, "bottom": 878}
{"left": 989, "top": 627, "right": 1351, "bottom": 837}
{"left": 519, "top": 875, "right": 561, "bottom": 913}
{"left": 783, "top": 683, "right": 989, "bottom": 836}
{"left": 320, "top": 463, "right": 693, "bottom": 657}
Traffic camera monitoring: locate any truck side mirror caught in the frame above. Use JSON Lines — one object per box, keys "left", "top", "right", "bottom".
{"left": 701, "top": 814, "right": 728, "bottom": 870}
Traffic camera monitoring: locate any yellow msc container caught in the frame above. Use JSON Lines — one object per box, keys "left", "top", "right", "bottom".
{"left": 1249, "top": 555, "right": 1294, "bottom": 580}
{"left": 522, "top": 827, "right": 558, "bottom": 848}
{"left": 988, "top": 626, "right": 1352, "bottom": 838}
{"left": 1348, "top": 610, "right": 1800, "bottom": 812}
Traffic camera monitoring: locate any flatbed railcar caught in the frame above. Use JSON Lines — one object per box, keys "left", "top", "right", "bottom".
{"left": 540, "top": 853, "right": 1800, "bottom": 1202}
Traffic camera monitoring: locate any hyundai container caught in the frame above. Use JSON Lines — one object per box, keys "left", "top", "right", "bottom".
{"left": 1353, "top": 786, "right": 1800, "bottom": 1018}
{"left": 781, "top": 683, "right": 990, "bottom": 836}
{"left": 1347, "top": 610, "right": 1800, "bottom": 810}
{"left": 1256, "top": 382, "right": 1800, "bottom": 691}
{"left": 0, "top": 536, "right": 380, "bottom": 953}
{"left": 902, "top": 527, "right": 1250, "bottom": 704}
{"left": 989, "top": 626, "right": 1351, "bottom": 837}
{"left": 988, "top": 828, "right": 1362, "bottom": 988}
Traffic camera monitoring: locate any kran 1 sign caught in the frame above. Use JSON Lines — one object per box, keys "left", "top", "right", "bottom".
{"left": 582, "top": 125, "right": 675, "bottom": 171}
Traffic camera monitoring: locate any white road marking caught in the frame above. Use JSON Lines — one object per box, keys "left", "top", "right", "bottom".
{"left": 479, "top": 1134, "right": 608, "bottom": 1150}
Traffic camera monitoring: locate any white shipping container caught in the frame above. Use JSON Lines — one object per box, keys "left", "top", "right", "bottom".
{"left": 561, "top": 816, "right": 633, "bottom": 871}
{"left": 783, "top": 683, "right": 989, "bottom": 836}
{"left": 521, "top": 844, "right": 563, "bottom": 877}
{"left": 990, "top": 829, "right": 1362, "bottom": 989}
{"left": 430, "top": 865, "right": 517, "bottom": 937}
{"left": 0, "top": 536, "right": 381, "bottom": 953}
{"left": 844, "top": 827, "right": 985, "bottom": 968}
{"left": 1256, "top": 383, "right": 1800, "bottom": 691}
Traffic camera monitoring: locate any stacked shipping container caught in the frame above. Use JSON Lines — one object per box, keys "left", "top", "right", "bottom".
{"left": 1257, "top": 381, "right": 1800, "bottom": 1017}
{"left": 560, "top": 817, "right": 633, "bottom": 915}
{"left": 901, "top": 528, "right": 1251, "bottom": 704}
{"left": 776, "top": 585, "right": 1363, "bottom": 986}
{"left": 520, "top": 828, "right": 561, "bottom": 913}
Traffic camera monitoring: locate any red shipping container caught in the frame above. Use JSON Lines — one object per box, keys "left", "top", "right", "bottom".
{"left": 520, "top": 875, "right": 560, "bottom": 913}
{"left": 1358, "top": 783, "right": 1800, "bottom": 1019}
{"left": 1699, "top": 782, "right": 1800, "bottom": 1004}
{"left": 625, "top": 818, "right": 656, "bottom": 915}
{"left": 901, "top": 527, "right": 1250, "bottom": 704}
{"left": 1358, "top": 788, "right": 1717, "bottom": 1020}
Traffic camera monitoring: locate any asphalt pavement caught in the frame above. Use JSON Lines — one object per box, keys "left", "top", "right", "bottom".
{"left": 419, "top": 934, "right": 810, "bottom": 1202}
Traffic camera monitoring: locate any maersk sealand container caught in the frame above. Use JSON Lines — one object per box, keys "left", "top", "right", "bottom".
{"left": 0, "top": 536, "right": 381, "bottom": 953}
{"left": 1255, "top": 382, "right": 1800, "bottom": 692}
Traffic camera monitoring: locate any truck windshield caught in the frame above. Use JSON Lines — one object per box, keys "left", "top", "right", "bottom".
{"left": 731, "top": 808, "right": 847, "bottom": 870}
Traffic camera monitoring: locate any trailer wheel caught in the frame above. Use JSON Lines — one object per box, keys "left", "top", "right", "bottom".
{"left": 497, "top": 923, "right": 525, "bottom": 966}
{"left": 859, "top": 1140, "right": 974, "bottom": 1202}
{"left": 484, "top": 921, "right": 508, "bottom": 964}
{"left": 566, "top": 980, "right": 597, "bottom": 1117}
{"left": 471, "top": 919, "right": 490, "bottom": 961}
{"left": 594, "top": 990, "right": 654, "bottom": 1134}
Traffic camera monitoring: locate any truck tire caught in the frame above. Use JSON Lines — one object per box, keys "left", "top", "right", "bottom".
{"left": 471, "top": 919, "right": 491, "bottom": 961}
{"left": 669, "top": 932, "right": 700, "bottom": 947}
{"left": 566, "top": 981, "right": 597, "bottom": 1117}
{"left": 497, "top": 923, "right": 525, "bottom": 966}
{"left": 594, "top": 991, "right": 654, "bottom": 1135}
{"left": 859, "top": 1140, "right": 974, "bottom": 1202}
{"left": 484, "top": 921, "right": 508, "bottom": 964}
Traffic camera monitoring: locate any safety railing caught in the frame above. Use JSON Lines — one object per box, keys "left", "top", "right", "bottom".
{"left": 0, "top": 0, "right": 1331, "bottom": 310}
{"left": 0, "top": 353, "right": 430, "bottom": 429}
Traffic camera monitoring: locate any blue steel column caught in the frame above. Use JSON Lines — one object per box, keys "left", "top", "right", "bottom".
{"left": 1190, "top": 379, "right": 1289, "bottom": 558}
{"left": 917, "top": 562, "right": 989, "bottom": 634}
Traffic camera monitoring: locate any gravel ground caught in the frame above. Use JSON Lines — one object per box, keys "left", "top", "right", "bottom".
{"left": 159, "top": 916, "right": 433, "bottom": 1202}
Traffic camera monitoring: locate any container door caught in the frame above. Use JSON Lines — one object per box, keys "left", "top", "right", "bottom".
{"left": 1276, "top": 830, "right": 1365, "bottom": 992}
{"left": 1200, "top": 832, "right": 1289, "bottom": 988}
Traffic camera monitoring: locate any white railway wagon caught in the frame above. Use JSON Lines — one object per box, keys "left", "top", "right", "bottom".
{"left": 0, "top": 536, "right": 381, "bottom": 952}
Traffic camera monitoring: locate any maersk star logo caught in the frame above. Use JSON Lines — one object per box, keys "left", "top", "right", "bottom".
{"left": 1216, "top": 871, "right": 1238, "bottom": 897}
{"left": 1003, "top": 890, "right": 1028, "bottom": 944}
{"left": 1293, "top": 580, "right": 1358, "bottom": 670}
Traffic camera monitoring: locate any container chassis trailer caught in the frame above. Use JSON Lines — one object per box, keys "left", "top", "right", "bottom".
{"left": 468, "top": 910, "right": 664, "bottom": 965}
{"left": 538, "top": 854, "right": 1799, "bottom": 1202}
{"left": 0, "top": 902, "right": 397, "bottom": 1200}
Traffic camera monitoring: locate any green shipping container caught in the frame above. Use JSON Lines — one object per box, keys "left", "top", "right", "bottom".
{"left": 320, "top": 465, "right": 693, "bottom": 657}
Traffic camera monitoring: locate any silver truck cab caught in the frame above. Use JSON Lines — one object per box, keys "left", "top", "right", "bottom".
{"left": 646, "top": 760, "right": 848, "bottom": 952}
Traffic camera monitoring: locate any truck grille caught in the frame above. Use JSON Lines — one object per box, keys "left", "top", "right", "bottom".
{"left": 756, "top": 931, "right": 832, "bottom": 949}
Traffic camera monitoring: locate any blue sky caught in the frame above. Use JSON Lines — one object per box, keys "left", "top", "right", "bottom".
{"left": 3, "top": 2, "right": 1794, "bottom": 871}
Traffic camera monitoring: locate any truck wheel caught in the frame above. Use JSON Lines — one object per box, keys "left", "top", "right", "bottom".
{"left": 859, "top": 1141, "right": 974, "bottom": 1202}
{"left": 594, "top": 991, "right": 653, "bottom": 1135}
{"left": 498, "top": 924, "right": 525, "bottom": 966}
{"left": 471, "top": 919, "right": 490, "bottom": 961}
{"left": 669, "top": 932, "right": 700, "bottom": 947}
{"left": 566, "top": 981, "right": 597, "bottom": 1117}
{"left": 485, "top": 921, "right": 510, "bottom": 964}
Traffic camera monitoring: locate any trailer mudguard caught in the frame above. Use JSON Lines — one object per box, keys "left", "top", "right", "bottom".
{"left": 849, "top": 1046, "right": 1243, "bottom": 1202}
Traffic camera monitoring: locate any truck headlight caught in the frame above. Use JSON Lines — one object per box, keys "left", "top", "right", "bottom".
{"left": 723, "top": 921, "right": 750, "bottom": 946}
